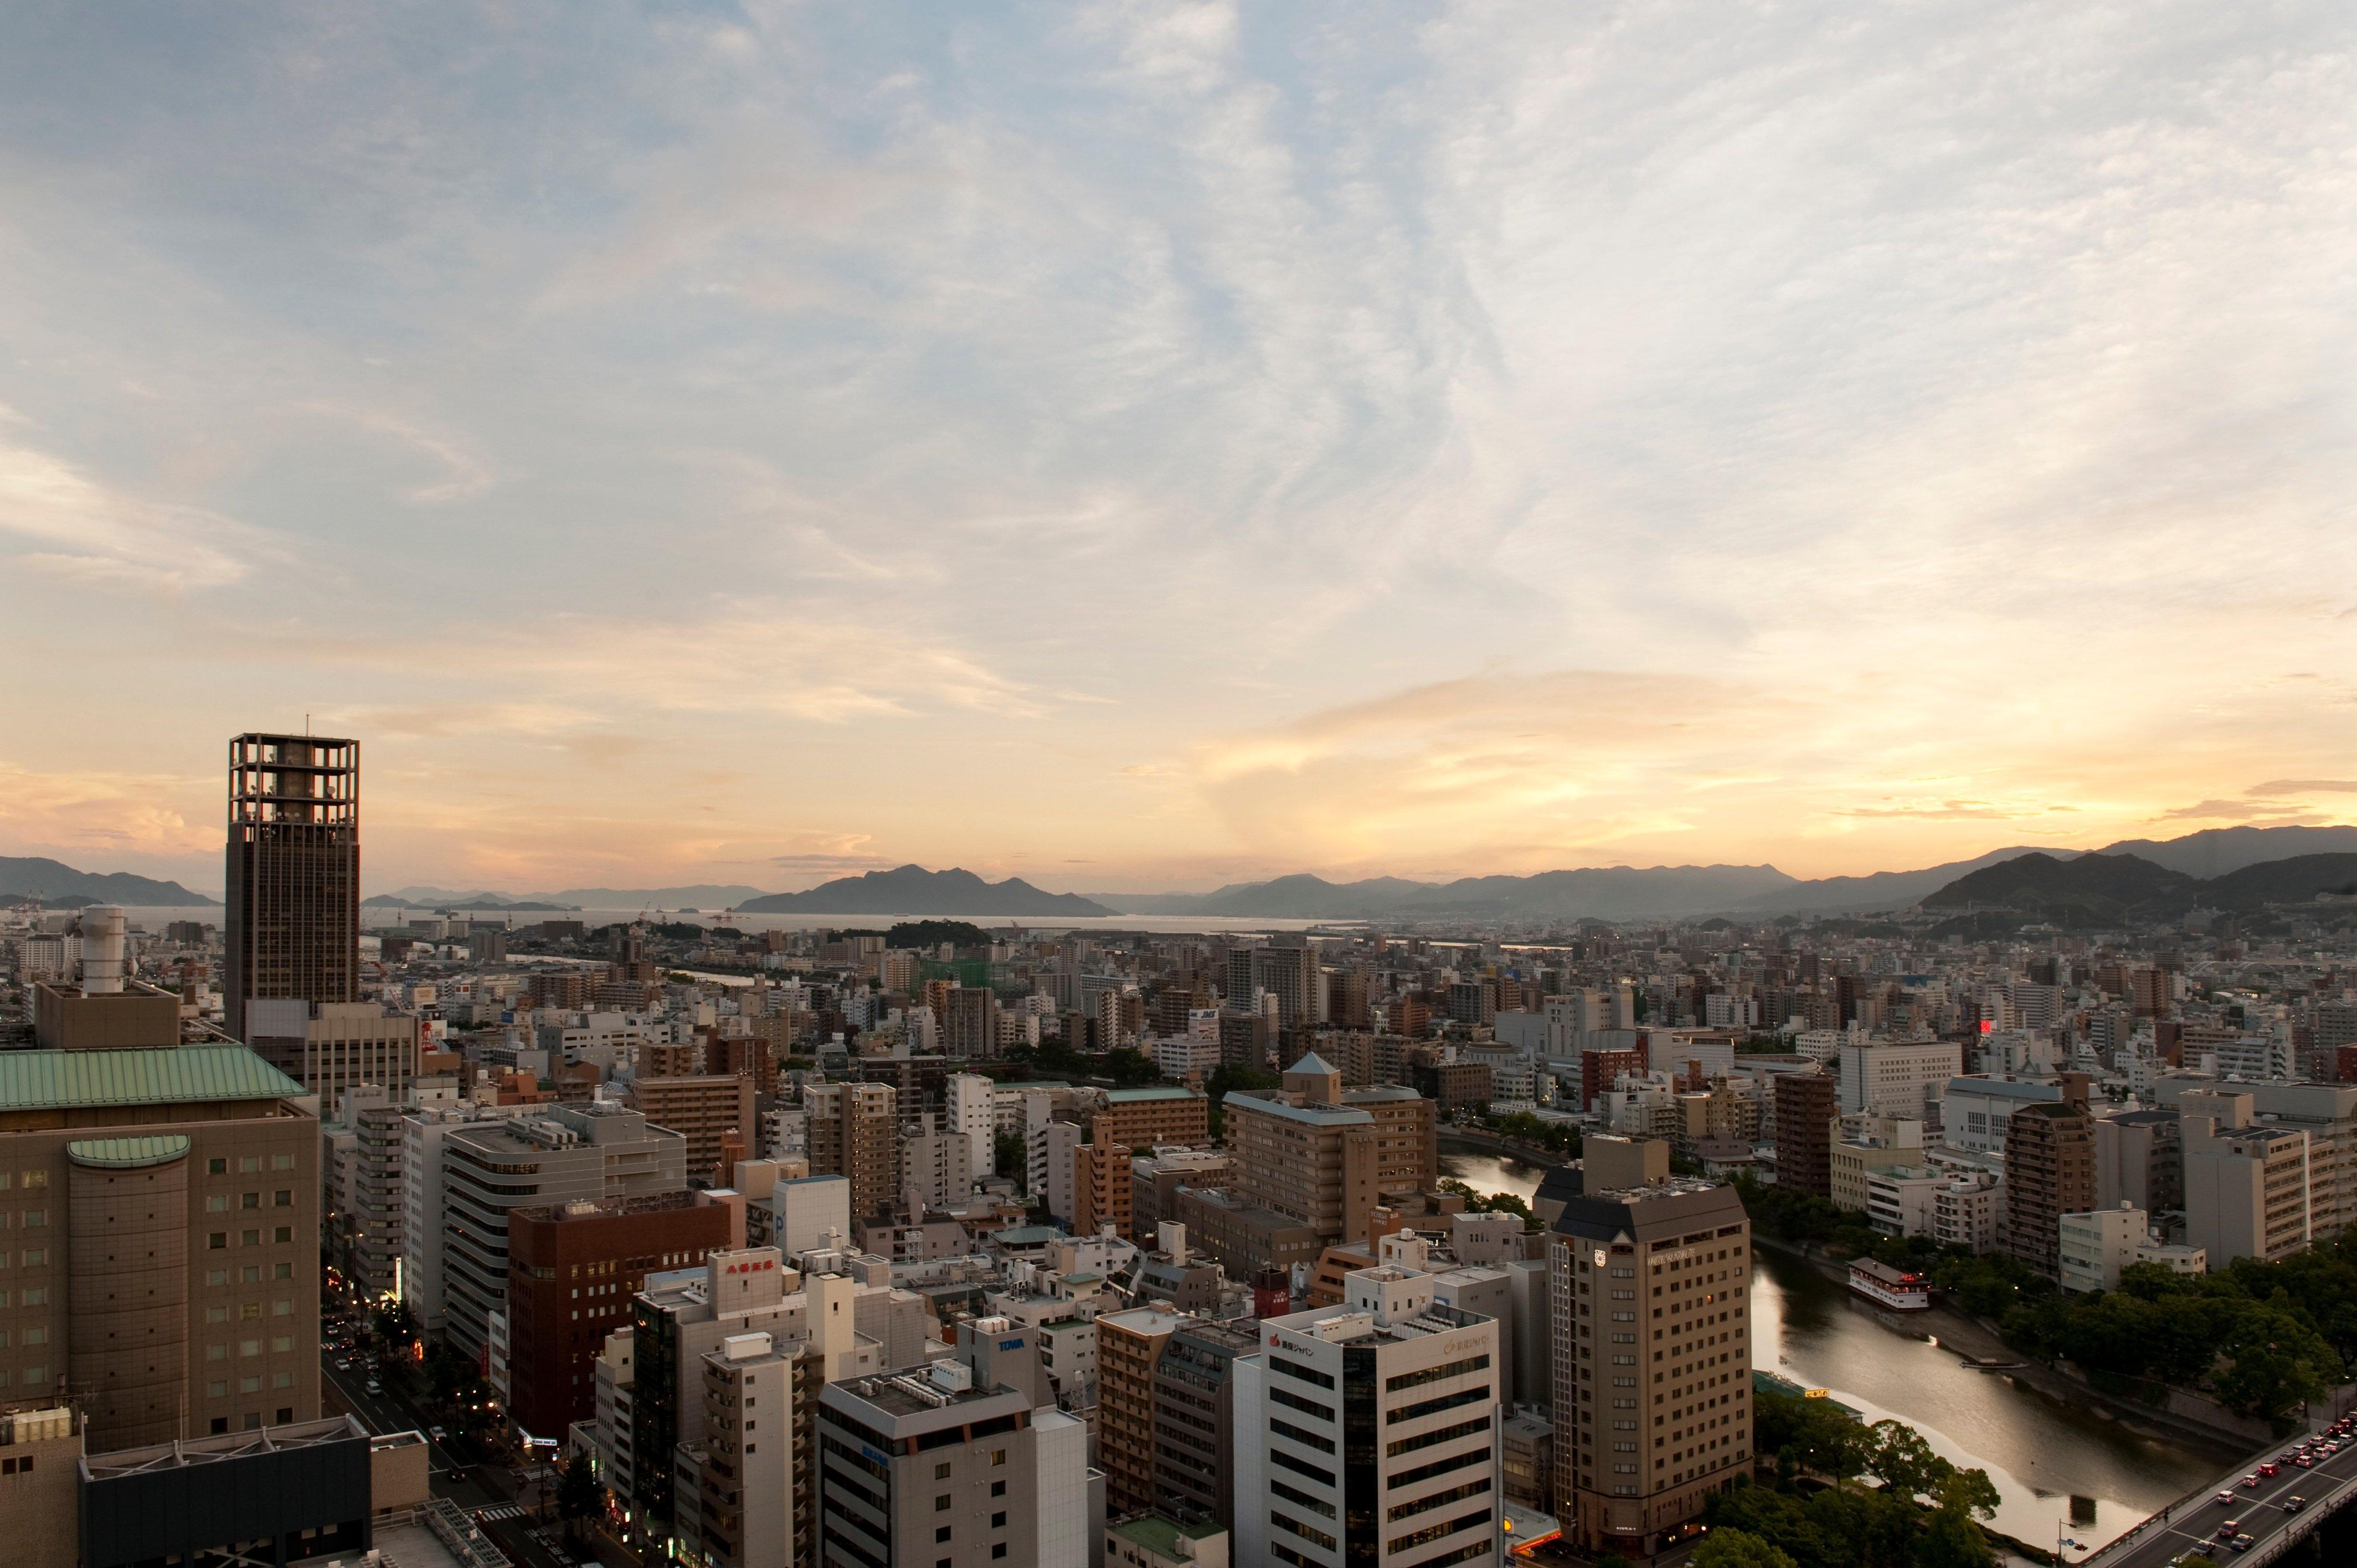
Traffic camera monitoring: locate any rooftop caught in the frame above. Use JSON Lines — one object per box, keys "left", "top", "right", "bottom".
{"left": 1105, "top": 1085, "right": 1203, "bottom": 1103}
{"left": 0, "top": 1045, "right": 306, "bottom": 1114}
{"left": 1108, "top": 1512, "right": 1227, "bottom": 1556}
{"left": 66, "top": 1135, "right": 192, "bottom": 1169}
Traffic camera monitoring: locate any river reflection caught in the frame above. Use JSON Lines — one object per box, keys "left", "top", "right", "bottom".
{"left": 1442, "top": 1148, "right": 2239, "bottom": 1552}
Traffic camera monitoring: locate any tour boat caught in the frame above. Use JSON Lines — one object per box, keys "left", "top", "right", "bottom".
{"left": 1848, "top": 1257, "right": 1931, "bottom": 1311}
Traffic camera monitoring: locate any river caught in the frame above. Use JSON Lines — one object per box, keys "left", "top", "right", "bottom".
{"left": 1443, "top": 1149, "right": 2242, "bottom": 1554}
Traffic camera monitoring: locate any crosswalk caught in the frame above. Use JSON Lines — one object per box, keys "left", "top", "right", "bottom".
{"left": 476, "top": 1505, "right": 529, "bottom": 1523}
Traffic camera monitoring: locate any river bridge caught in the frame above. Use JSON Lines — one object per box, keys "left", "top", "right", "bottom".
{"left": 2077, "top": 1404, "right": 2357, "bottom": 1567}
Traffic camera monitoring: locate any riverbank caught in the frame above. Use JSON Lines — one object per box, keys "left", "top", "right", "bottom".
{"left": 1749, "top": 1233, "right": 2271, "bottom": 1452}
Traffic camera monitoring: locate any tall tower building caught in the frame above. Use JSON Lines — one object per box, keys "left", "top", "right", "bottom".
{"left": 225, "top": 733, "right": 360, "bottom": 1043}
{"left": 1549, "top": 1179, "right": 1753, "bottom": 1555}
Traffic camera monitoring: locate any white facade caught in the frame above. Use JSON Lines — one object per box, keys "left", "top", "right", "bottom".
{"left": 948, "top": 1071, "right": 995, "bottom": 1178}
{"left": 1235, "top": 1266, "right": 1502, "bottom": 1568}
{"left": 1151, "top": 1033, "right": 1222, "bottom": 1080}
{"left": 2058, "top": 1203, "right": 2147, "bottom": 1294}
{"left": 1838, "top": 1041, "right": 1963, "bottom": 1118}
{"left": 771, "top": 1174, "right": 852, "bottom": 1258}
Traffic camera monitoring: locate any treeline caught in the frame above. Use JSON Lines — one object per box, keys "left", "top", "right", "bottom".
{"left": 1735, "top": 1173, "right": 2357, "bottom": 1420}
{"left": 1700, "top": 1390, "right": 2001, "bottom": 1568}
{"left": 1470, "top": 1107, "right": 1582, "bottom": 1156}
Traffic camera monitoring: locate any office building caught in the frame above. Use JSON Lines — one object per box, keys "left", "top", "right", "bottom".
{"left": 504, "top": 1191, "right": 737, "bottom": 1441}
{"left": 2094, "top": 1110, "right": 2184, "bottom": 1216}
{"left": 949, "top": 1071, "right": 997, "bottom": 1179}
{"left": 1130, "top": 1148, "right": 1231, "bottom": 1241}
{"left": 2183, "top": 1102, "right": 2313, "bottom": 1266}
{"left": 805, "top": 1081, "right": 899, "bottom": 1222}
{"left": 816, "top": 1325, "right": 1091, "bottom": 1568}
{"left": 1223, "top": 1054, "right": 1437, "bottom": 1245}
{"left": 902, "top": 1114, "right": 977, "bottom": 1213}
{"left": 0, "top": 1405, "right": 80, "bottom": 1568}
{"left": 1942, "top": 1076, "right": 2064, "bottom": 1156}
{"left": 1772, "top": 1074, "right": 1835, "bottom": 1200}
{"left": 0, "top": 1044, "right": 322, "bottom": 1450}
{"left": 1228, "top": 938, "right": 1319, "bottom": 1029}
{"left": 409, "top": 1103, "right": 688, "bottom": 1363}
{"left": 2004, "top": 1095, "right": 2097, "bottom": 1280}
{"left": 1836, "top": 1041, "right": 1961, "bottom": 1119}
{"left": 1548, "top": 1179, "right": 1752, "bottom": 1555}
{"left": 224, "top": 733, "right": 361, "bottom": 1043}
{"left": 1234, "top": 1265, "right": 1502, "bottom": 1567}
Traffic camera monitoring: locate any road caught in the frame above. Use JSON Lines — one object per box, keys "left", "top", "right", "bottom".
{"left": 2086, "top": 1426, "right": 2357, "bottom": 1567}
{"left": 323, "top": 1335, "right": 635, "bottom": 1568}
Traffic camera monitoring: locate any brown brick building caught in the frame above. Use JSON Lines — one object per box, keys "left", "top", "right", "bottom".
{"left": 1071, "top": 1141, "right": 1133, "bottom": 1239}
{"left": 503, "top": 1192, "right": 735, "bottom": 1440}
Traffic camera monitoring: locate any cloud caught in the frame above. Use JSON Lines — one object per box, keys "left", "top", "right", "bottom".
{"left": 2157, "top": 798, "right": 2319, "bottom": 823}
{"left": 1834, "top": 802, "right": 2030, "bottom": 821}
{"left": 2249, "top": 780, "right": 2357, "bottom": 796}
{"left": 0, "top": 408, "right": 275, "bottom": 591}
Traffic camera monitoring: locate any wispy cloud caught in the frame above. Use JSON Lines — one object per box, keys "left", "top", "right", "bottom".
{"left": 0, "top": 408, "right": 276, "bottom": 591}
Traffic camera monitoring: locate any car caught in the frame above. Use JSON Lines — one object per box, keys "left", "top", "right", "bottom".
{"left": 2284, "top": 1496, "right": 2307, "bottom": 1514}
{"left": 2216, "top": 1520, "right": 2240, "bottom": 1539}
{"left": 2260, "top": 1462, "right": 2280, "bottom": 1476}
{"left": 366, "top": 1381, "right": 382, "bottom": 1395}
{"left": 2296, "top": 1456, "right": 2315, "bottom": 1468}
{"left": 429, "top": 1426, "right": 447, "bottom": 1442}
{"left": 2216, "top": 1492, "right": 2238, "bottom": 1506}
{"left": 2230, "top": 1535, "right": 2256, "bottom": 1554}
{"left": 2241, "top": 1473, "right": 2260, "bottom": 1488}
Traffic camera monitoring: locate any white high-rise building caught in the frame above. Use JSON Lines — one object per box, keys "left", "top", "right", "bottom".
{"left": 1235, "top": 1266, "right": 1502, "bottom": 1568}
{"left": 1838, "top": 1040, "right": 1963, "bottom": 1118}
{"left": 949, "top": 1071, "right": 996, "bottom": 1179}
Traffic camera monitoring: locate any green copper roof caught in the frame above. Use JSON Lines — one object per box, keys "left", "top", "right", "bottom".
{"left": 67, "top": 1135, "right": 193, "bottom": 1169}
{"left": 1105, "top": 1086, "right": 1201, "bottom": 1102}
{"left": 0, "top": 1046, "right": 306, "bottom": 1113}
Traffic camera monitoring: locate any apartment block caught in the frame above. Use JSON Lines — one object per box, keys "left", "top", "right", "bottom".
{"left": 1098, "top": 1304, "right": 1181, "bottom": 1517}
{"left": 2004, "top": 1098, "right": 2097, "bottom": 1281}
{"left": 629, "top": 1074, "right": 756, "bottom": 1187}
{"left": 1090, "top": 1086, "right": 1211, "bottom": 1153}
{"left": 804, "top": 1082, "right": 899, "bottom": 1223}
{"left": 1772, "top": 1074, "right": 1835, "bottom": 1200}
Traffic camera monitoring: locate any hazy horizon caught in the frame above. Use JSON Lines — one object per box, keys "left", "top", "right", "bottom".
{"left": 3, "top": 4, "right": 2351, "bottom": 895}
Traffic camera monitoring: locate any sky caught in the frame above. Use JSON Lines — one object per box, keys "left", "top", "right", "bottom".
{"left": 2, "top": 1, "right": 2353, "bottom": 899}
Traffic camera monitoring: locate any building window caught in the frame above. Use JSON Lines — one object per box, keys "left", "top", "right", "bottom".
{"left": 209, "top": 1232, "right": 228, "bottom": 1250}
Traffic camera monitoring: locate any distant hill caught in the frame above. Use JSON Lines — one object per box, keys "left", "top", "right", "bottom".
{"left": 0, "top": 855, "right": 218, "bottom": 906}
{"left": 1921, "top": 849, "right": 2357, "bottom": 924}
{"left": 737, "top": 865, "right": 1114, "bottom": 918}
{"left": 363, "top": 893, "right": 580, "bottom": 911}
{"left": 1922, "top": 852, "right": 2195, "bottom": 923}
{"left": 2199, "top": 853, "right": 2357, "bottom": 911}
{"left": 2095, "top": 824, "right": 2357, "bottom": 878}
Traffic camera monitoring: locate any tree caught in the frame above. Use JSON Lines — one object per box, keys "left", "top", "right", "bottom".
{"left": 994, "top": 1131, "right": 1028, "bottom": 1188}
{"left": 1917, "top": 1505, "right": 1997, "bottom": 1568}
{"left": 1691, "top": 1528, "right": 1797, "bottom": 1568}
{"left": 1864, "top": 1419, "right": 1952, "bottom": 1503}
{"left": 555, "top": 1452, "right": 602, "bottom": 1544}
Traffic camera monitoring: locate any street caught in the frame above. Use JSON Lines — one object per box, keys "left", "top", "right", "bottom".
{"left": 2088, "top": 1424, "right": 2357, "bottom": 1567}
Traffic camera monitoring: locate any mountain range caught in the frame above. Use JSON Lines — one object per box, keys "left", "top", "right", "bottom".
{"left": 0, "top": 856, "right": 218, "bottom": 906}
{"left": 735, "top": 865, "right": 1115, "bottom": 917}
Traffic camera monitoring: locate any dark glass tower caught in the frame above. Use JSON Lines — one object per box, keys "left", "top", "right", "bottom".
{"left": 224, "top": 733, "right": 360, "bottom": 1041}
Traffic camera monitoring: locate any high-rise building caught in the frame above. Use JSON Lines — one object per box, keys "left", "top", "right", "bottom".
{"left": 1772, "top": 1074, "right": 1836, "bottom": 1200}
{"left": 1089, "top": 1086, "right": 1212, "bottom": 1153}
{"left": 244, "top": 1000, "right": 417, "bottom": 1110}
{"left": 1098, "top": 1304, "right": 1182, "bottom": 1516}
{"left": 1549, "top": 1179, "right": 1752, "bottom": 1554}
{"left": 1835, "top": 1040, "right": 1962, "bottom": 1119}
{"left": 804, "top": 1082, "right": 899, "bottom": 1223}
{"left": 1234, "top": 1265, "right": 1502, "bottom": 1567}
{"left": 0, "top": 1044, "right": 321, "bottom": 1450}
{"left": 2004, "top": 1095, "right": 2097, "bottom": 1280}
{"left": 1073, "top": 1140, "right": 1134, "bottom": 1240}
{"left": 224, "top": 733, "right": 360, "bottom": 1044}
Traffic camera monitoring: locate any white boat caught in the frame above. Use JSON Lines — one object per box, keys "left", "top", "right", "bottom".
{"left": 1849, "top": 1257, "right": 1931, "bottom": 1311}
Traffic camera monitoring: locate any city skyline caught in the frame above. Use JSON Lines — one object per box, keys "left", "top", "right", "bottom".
{"left": 2, "top": 4, "right": 2353, "bottom": 894}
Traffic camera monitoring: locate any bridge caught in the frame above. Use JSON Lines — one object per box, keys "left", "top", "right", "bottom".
{"left": 2077, "top": 1411, "right": 2357, "bottom": 1567}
